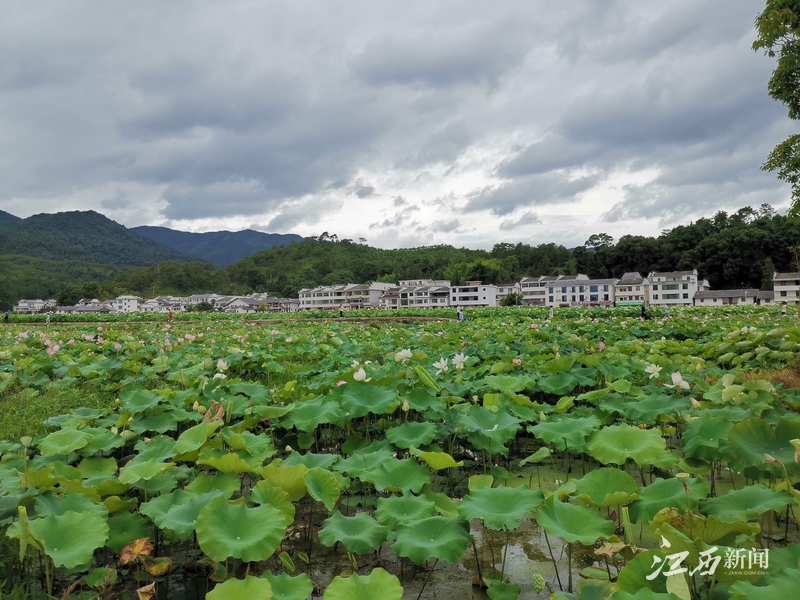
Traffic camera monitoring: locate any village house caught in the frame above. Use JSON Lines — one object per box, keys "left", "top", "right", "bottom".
{"left": 450, "top": 281, "right": 497, "bottom": 307}
{"left": 773, "top": 272, "right": 800, "bottom": 304}
{"left": 647, "top": 270, "right": 710, "bottom": 306}
{"left": 693, "top": 289, "right": 760, "bottom": 306}
{"left": 614, "top": 272, "right": 648, "bottom": 306}
{"left": 545, "top": 275, "right": 615, "bottom": 307}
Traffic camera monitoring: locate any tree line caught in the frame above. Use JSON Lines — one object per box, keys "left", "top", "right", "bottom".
{"left": 51, "top": 204, "right": 799, "bottom": 305}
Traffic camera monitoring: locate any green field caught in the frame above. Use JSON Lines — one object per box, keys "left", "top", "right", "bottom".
{"left": 0, "top": 306, "right": 799, "bottom": 599}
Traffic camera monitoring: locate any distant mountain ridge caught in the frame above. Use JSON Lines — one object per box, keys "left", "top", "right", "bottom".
{"left": 132, "top": 226, "right": 305, "bottom": 267}
{"left": 0, "top": 210, "right": 196, "bottom": 266}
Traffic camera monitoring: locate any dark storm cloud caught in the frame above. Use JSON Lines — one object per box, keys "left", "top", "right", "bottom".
{"left": 465, "top": 173, "right": 602, "bottom": 215}
{"left": 500, "top": 211, "right": 542, "bottom": 231}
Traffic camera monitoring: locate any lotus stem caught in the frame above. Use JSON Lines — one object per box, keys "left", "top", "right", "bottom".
{"left": 567, "top": 542, "right": 573, "bottom": 593}
{"left": 543, "top": 530, "right": 563, "bottom": 591}
{"left": 471, "top": 538, "right": 483, "bottom": 587}
{"left": 415, "top": 557, "right": 439, "bottom": 600}
{"left": 500, "top": 528, "right": 510, "bottom": 581}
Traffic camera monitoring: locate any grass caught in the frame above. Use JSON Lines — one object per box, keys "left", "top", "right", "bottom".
{"left": 0, "top": 386, "right": 116, "bottom": 441}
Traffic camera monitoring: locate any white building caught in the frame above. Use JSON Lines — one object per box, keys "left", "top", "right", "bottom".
{"left": 520, "top": 276, "right": 561, "bottom": 306}
{"left": 773, "top": 272, "right": 800, "bottom": 304}
{"left": 647, "top": 270, "right": 709, "bottom": 306}
{"left": 614, "top": 273, "right": 648, "bottom": 306}
{"left": 297, "top": 282, "right": 394, "bottom": 310}
{"left": 693, "top": 289, "right": 759, "bottom": 306}
{"left": 450, "top": 281, "right": 497, "bottom": 307}
{"left": 544, "top": 275, "right": 615, "bottom": 307}
{"left": 12, "top": 299, "right": 57, "bottom": 313}
{"left": 495, "top": 282, "right": 522, "bottom": 306}
{"left": 114, "top": 295, "right": 142, "bottom": 313}
{"left": 399, "top": 280, "right": 452, "bottom": 308}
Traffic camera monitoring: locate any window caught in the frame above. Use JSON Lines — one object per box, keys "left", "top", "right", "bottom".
{"left": 653, "top": 294, "right": 659, "bottom": 300}
{"left": 663, "top": 294, "right": 679, "bottom": 300}
{"left": 549, "top": 296, "right": 554, "bottom": 303}
{"left": 781, "top": 291, "right": 787, "bottom": 296}
{"left": 683, "top": 293, "right": 689, "bottom": 299}
{"left": 663, "top": 284, "right": 679, "bottom": 290}
{"left": 590, "top": 285, "right": 598, "bottom": 293}
{"left": 682, "top": 283, "right": 688, "bottom": 289}
{"left": 652, "top": 285, "right": 658, "bottom": 290}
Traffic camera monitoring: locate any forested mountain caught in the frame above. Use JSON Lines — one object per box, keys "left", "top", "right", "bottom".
{"left": 0, "top": 210, "right": 195, "bottom": 266}
{"left": 1, "top": 204, "right": 798, "bottom": 309}
{"left": 132, "top": 226, "right": 304, "bottom": 267}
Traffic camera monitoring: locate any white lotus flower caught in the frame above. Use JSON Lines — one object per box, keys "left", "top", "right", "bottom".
{"left": 451, "top": 352, "right": 467, "bottom": 370}
{"left": 433, "top": 357, "right": 449, "bottom": 375}
{"left": 353, "top": 367, "right": 371, "bottom": 382}
{"left": 395, "top": 348, "right": 412, "bottom": 363}
{"left": 645, "top": 364, "right": 662, "bottom": 379}
{"left": 216, "top": 358, "right": 228, "bottom": 372}
{"left": 667, "top": 371, "right": 690, "bottom": 390}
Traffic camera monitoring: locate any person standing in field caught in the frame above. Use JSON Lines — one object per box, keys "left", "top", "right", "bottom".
{"left": 457, "top": 306, "right": 464, "bottom": 321}
{"left": 781, "top": 303, "right": 787, "bottom": 316}
{"left": 45, "top": 313, "right": 50, "bottom": 326}
{"left": 3, "top": 311, "right": 9, "bottom": 323}
{"left": 169, "top": 310, "right": 173, "bottom": 322}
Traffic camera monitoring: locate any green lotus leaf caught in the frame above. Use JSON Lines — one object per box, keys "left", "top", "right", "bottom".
{"left": 727, "top": 417, "right": 800, "bottom": 477}
{"left": 482, "top": 374, "right": 532, "bottom": 395}
{"left": 197, "top": 452, "right": 257, "bottom": 474}
{"left": 184, "top": 472, "right": 241, "bottom": 497}
{"left": 415, "top": 450, "right": 463, "bottom": 471}
{"left": 196, "top": 496, "right": 287, "bottom": 562}
{"left": 262, "top": 571, "right": 313, "bottom": 600}
{"left": 140, "top": 489, "right": 224, "bottom": 539}
{"left": 614, "top": 549, "right": 672, "bottom": 595}
{"left": 106, "top": 511, "right": 152, "bottom": 553}
{"left": 280, "top": 397, "right": 342, "bottom": 432}
{"left": 458, "top": 485, "right": 544, "bottom": 530}
{"left": 540, "top": 355, "right": 577, "bottom": 373}
{"left": 282, "top": 452, "right": 339, "bottom": 470}
{"left": 367, "top": 457, "right": 430, "bottom": 493}
{"left": 257, "top": 463, "right": 309, "bottom": 502}
{"left": 572, "top": 467, "right": 642, "bottom": 507}
{"left": 468, "top": 474, "right": 494, "bottom": 491}
{"left": 682, "top": 412, "right": 734, "bottom": 462}
{"left": 318, "top": 511, "right": 389, "bottom": 555}
{"left": 228, "top": 382, "right": 271, "bottom": 404}
{"left": 519, "top": 447, "right": 551, "bottom": 466}
{"left": 612, "top": 592, "right": 682, "bottom": 600}
{"left": 130, "top": 411, "right": 181, "bottom": 434}
{"left": 76, "top": 457, "right": 118, "bottom": 479}
{"left": 338, "top": 382, "right": 399, "bottom": 419}
{"left": 459, "top": 405, "right": 521, "bottom": 455}
{"left": 172, "top": 421, "right": 221, "bottom": 455}
{"left": 528, "top": 415, "right": 601, "bottom": 452}
{"left": 248, "top": 481, "right": 296, "bottom": 526}
{"left": 222, "top": 429, "right": 276, "bottom": 463}
{"left": 323, "top": 568, "right": 403, "bottom": 600}
{"left": 386, "top": 421, "right": 438, "bottom": 449}
{"left": 335, "top": 447, "right": 394, "bottom": 480}
{"left": 628, "top": 477, "right": 708, "bottom": 525}
{"left": 616, "top": 393, "right": 691, "bottom": 423}
{"left": 38, "top": 428, "right": 92, "bottom": 456}
{"left": 120, "top": 387, "right": 162, "bottom": 415}
{"left": 375, "top": 494, "right": 436, "bottom": 530}
{"left": 486, "top": 579, "right": 521, "bottom": 600}
{"left": 34, "top": 491, "right": 109, "bottom": 520}
{"left": 700, "top": 485, "right": 793, "bottom": 523}
{"left": 651, "top": 508, "right": 760, "bottom": 546}
{"left": 535, "top": 495, "right": 614, "bottom": 545}
{"left": 207, "top": 575, "right": 272, "bottom": 600}
{"left": 403, "top": 388, "right": 442, "bottom": 412}
{"left": 537, "top": 372, "right": 578, "bottom": 395}
{"left": 420, "top": 485, "right": 461, "bottom": 519}
{"left": 118, "top": 458, "right": 173, "bottom": 484}
{"left": 730, "top": 570, "right": 800, "bottom": 600}
{"left": 586, "top": 424, "right": 668, "bottom": 466}
{"left": 133, "top": 435, "right": 177, "bottom": 463}
{"left": 29, "top": 510, "right": 109, "bottom": 568}
{"left": 305, "top": 467, "right": 340, "bottom": 511}
{"left": 392, "top": 516, "right": 472, "bottom": 563}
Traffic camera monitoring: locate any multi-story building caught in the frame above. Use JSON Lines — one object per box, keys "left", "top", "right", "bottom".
{"left": 12, "top": 299, "right": 58, "bottom": 313}
{"left": 398, "top": 280, "right": 452, "bottom": 308}
{"left": 495, "top": 282, "right": 521, "bottom": 306}
{"left": 450, "top": 281, "right": 497, "bottom": 307}
{"left": 114, "top": 295, "right": 142, "bottom": 312}
{"left": 773, "top": 272, "right": 800, "bottom": 304}
{"left": 520, "top": 276, "right": 561, "bottom": 305}
{"left": 647, "top": 270, "right": 709, "bottom": 306}
{"left": 614, "top": 273, "right": 648, "bottom": 306}
{"left": 297, "top": 282, "right": 394, "bottom": 310}
{"left": 545, "top": 275, "right": 615, "bottom": 307}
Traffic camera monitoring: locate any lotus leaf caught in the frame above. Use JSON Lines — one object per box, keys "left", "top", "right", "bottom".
{"left": 118, "top": 458, "right": 173, "bottom": 484}
{"left": 537, "top": 372, "right": 579, "bottom": 395}
{"left": 184, "top": 472, "right": 241, "bottom": 497}
{"left": 528, "top": 415, "right": 601, "bottom": 452}
{"left": 197, "top": 451, "right": 257, "bottom": 474}
{"left": 323, "top": 568, "right": 403, "bottom": 600}
{"left": 486, "top": 579, "right": 521, "bottom": 600}
{"left": 367, "top": 457, "right": 430, "bottom": 493}
{"left": 196, "top": 496, "right": 287, "bottom": 562}
{"left": 29, "top": 510, "right": 109, "bottom": 568}
{"left": 651, "top": 508, "right": 760, "bottom": 546}
{"left": 305, "top": 467, "right": 340, "bottom": 511}
{"left": 586, "top": 424, "right": 668, "bottom": 466}
{"left": 416, "top": 450, "right": 463, "bottom": 470}
{"left": 248, "top": 480, "right": 296, "bottom": 525}
{"left": 120, "top": 388, "right": 161, "bottom": 415}
{"left": 535, "top": 495, "right": 614, "bottom": 545}
{"left": 140, "top": 489, "right": 224, "bottom": 539}
{"left": 628, "top": 476, "right": 708, "bottom": 525}
{"left": 614, "top": 550, "right": 673, "bottom": 595}
{"left": 282, "top": 452, "right": 339, "bottom": 469}
{"left": 262, "top": 571, "right": 313, "bottom": 600}
{"left": 458, "top": 485, "right": 544, "bottom": 530}
{"left": 335, "top": 447, "right": 395, "bottom": 479}
{"left": 386, "top": 421, "right": 438, "bottom": 449}
{"left": 339, "top": 382, "right": 399, "bottom": 419}
{"left": 482, "top": 373, "right": 532, "bottom": 394}
{"left": 392, "top": 516, "right": 472, "bottom": 563}
{"left": 34, "top": 491, "right": 108, "bottom": 519}
{"left": 682, "top": 413, "right": 734, "bottom": 462}
{"left": 375, "top": 493, "right": 436, "bottom": 530}
{"left": 172, "top": 421, "right": 220, "bottom": 455}
{"left": 76, "top": 456, "right": 118, "bottom": 478}
{"left": 258, "top": 463, "right": 309, "bottom": 502}
{"left": 280, "top": 397, "right": 342, "bottom": 432}
{"left": 207, "top": 575, "right": 272, "bottom": 599}
{"left": 318, "top": 511, "right": 389, "bottom": 554}
{"left": 572, "top": 467, "right": 641, "bottom": 507}
{"left": 727, "top": 417, "right": 800, "bottom": 477}
{"left": 699, "top": 485, "right": 793, "bottom": 523}
{"left": 730, "top": 571, "right": 800, "bottom": 600}
{"left": 38, "top": 428, "right": 92, "bottom": 457}
{"left": 106, "top": 511, "right": 152, "bottom": 553}
{"left": 468, "top": 474, "right": 494, "bottom": 491}
{"left": 133, "top": 435, "right": 177, "bottom": 463}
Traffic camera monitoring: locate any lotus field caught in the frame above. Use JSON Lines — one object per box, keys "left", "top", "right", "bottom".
{"left": 1, "top": 306, "right": 800, "bottom": 599}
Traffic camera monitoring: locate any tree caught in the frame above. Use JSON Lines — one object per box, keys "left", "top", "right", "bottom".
{"left": 754, "top": 0, "right": 800, "bottom": 215}
{"left": 584, "top": 233, "right": 614, "bottom": 248}
{"left": 500, "top": 292, "right": 524, "bottom": 306}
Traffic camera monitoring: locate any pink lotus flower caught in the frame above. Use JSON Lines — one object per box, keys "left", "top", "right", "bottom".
{"left": 513, "top": 358, "right": 522, "bottom": 365}
{"left": 337, "top": 380, "right": 347, "bottom": 386}
{"left": 598, "top": 341, "right": 605, "bottom": 351}
{"left": 285, "top": 337, "right": 292, "bottom": 343}
{"left": 114, "top": 342, "right": 122, "bottom": 350}
{"left": 271, "top": 330, "right": 280, "bottom": 336}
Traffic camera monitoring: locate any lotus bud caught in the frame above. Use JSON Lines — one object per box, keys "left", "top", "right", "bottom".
{"left": 539, "top": 411, "right": 547, "bottom": 421}
{"left": 121, "top": 430, "right": 137, "bottom": 441}
{"left": 764, "top": 453, "right": 780, "bottom": 464}
{"left": 19, "top": 435, "right": 32, "bottom": 448}
{"left": 402, "top": 399, "right": 409, "bottom": 412}
{"left": 110, "top": 426, "right": 118, "bottom": 435}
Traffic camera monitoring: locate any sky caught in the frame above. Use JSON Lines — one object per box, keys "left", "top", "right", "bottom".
{"left": 0, "top": 1, "right": 793, "bottom": 250}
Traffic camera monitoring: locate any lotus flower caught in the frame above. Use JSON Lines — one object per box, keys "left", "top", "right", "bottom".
{"left": 433, "top": 357, "right": 449, "bottom": 375}
{"left": 645, "top": 364, "right": 662, "bottom": 379}
{"left": 667, "top": 371, "right": 690, "bottom": 390}
{"left": 354, "top": 367, "right": 371, "bottom": 382}
{"left": 451, "top": 352, "right": 467, "bottom": 370}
